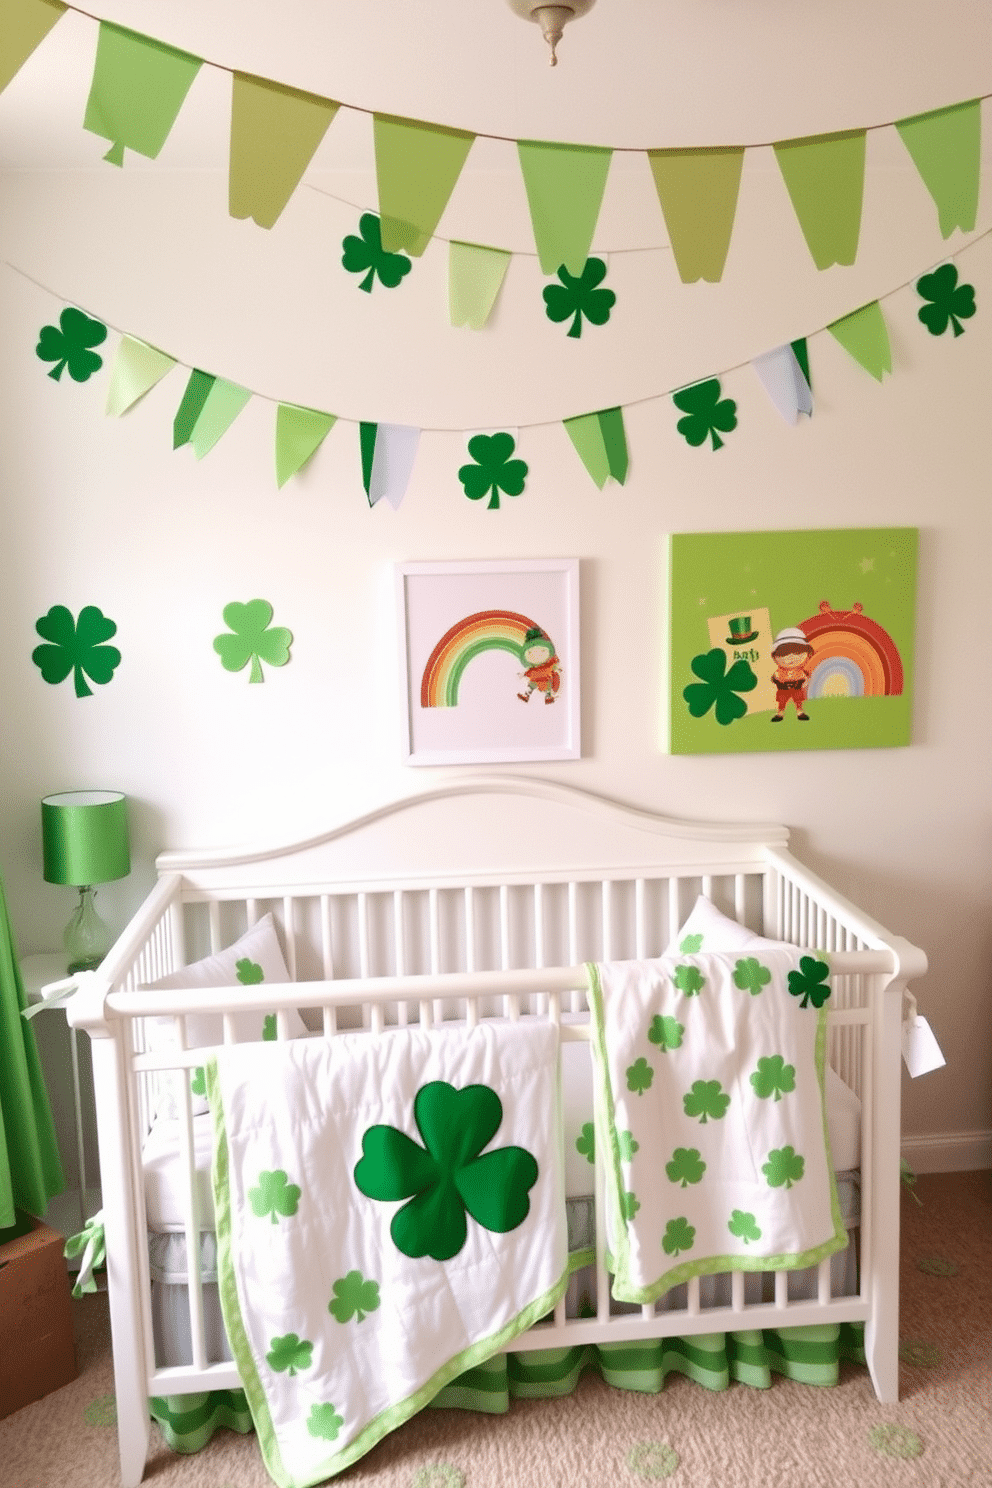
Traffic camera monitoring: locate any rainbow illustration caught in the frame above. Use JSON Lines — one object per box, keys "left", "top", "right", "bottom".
{"left": 800, "top": 602, "right": 904, "bottom": 699}
{"left": 420, "top": 610, "right": 552, "bottom": 707}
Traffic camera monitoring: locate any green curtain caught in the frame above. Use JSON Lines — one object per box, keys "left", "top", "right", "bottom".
{"left": 0, "top": 872, "right": 64, "bottom": 1229}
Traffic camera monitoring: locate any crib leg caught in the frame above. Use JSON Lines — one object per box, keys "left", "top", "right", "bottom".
{"left": 864, "top": 975, "right": 904, "bottom": 1404}
{"left": 116, "top": 1401, "right": 152, "bottom": 1488}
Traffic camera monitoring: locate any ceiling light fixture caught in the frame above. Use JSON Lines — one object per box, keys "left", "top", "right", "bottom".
{"left": 506, "top": 1, "right": 597, "bottom": 67}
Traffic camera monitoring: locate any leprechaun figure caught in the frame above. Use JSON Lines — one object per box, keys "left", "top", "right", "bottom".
{"left": 518, "top": 627, "right": 561, "bottom": 704}
{"left": 770, "top": 626, "right": 815, "bottom": 722}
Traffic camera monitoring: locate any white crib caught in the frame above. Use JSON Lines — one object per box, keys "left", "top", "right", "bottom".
{"left": 66, "top": 776, "right": 927, "bottom": 1487}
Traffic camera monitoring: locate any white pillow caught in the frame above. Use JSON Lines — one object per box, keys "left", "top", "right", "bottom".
{"left": 147, "top": 913, "right": 307, "bottom": 1116}
{"left": 666, "top": 894, "right": 781, "bottom": 956}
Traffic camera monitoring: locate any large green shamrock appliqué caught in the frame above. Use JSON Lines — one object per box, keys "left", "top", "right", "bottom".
{"left": 36, "top": 307, "right": 107, "bottom": 382}
{"left": 788, "top": 955, "right": 831, "bottom": 1009}
{"left": 458, "top": 432, "right": 528, "bottom": 509}
{"left": 354, "top": 1081, "right": 538, "bottom": 1262}
{"left": 213, "top": 600, "right": 293, "bottom": 683}
{"left": 32, "top": 605, "right": 121, "bottom": 698}
{"left": 683, "top": 648, "right": 758, "bottom": 726}
{"left": 916, "top": 263, "right": 976, "bottom": 338}
{"left": 543, "top": 258, "right": 616, "bottom": 338}
{"left": 673, "top": 378, "right": 738, "bottom": 450}
{"left": 341, "top": 213, "right": 412, "bottom": 293}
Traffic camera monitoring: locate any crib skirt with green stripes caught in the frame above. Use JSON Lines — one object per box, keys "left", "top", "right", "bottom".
{"left": 149, "top": 1322, "right": 866, "bottom": 1452}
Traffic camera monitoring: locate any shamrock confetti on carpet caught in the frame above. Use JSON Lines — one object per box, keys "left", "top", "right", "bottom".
{"left": 411, "top": 1467, "right": 465, "bottom": 1488}
{"left": 898, "top": 1339, "right": 942, "bottom": 1367}
{"left": 342, "top": 213, "right": 412, "bottom": 292}
{"left": 83, "top": 1393, "right": 117, "bottom": 1427}
{"left": 627, "top": 1441, "right": 679, "bottom": 1480}
{"left": 32, "top": 604, "right": 121, "bottom": 697}
{"left": 36, "top": 307, "right": 107, "bottom": 382}
{"left": 213, "top": 599, "right": 292, "bottom": 683}
{"left": 916, "top": 1253, "right": 960, "bottom": 1276}
{"left": 458, "top": 432, "right": 528, "bottom": 509}
{"left": 543, "top": 257, "right": 616, "bottom": 337}
{"left": 868, "top": 1424, "right": 923, "bottom": 1459}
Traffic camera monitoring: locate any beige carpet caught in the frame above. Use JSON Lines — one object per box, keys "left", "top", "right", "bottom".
{"left": 3, "top": 1171, "right": 990, "bottom": 1488}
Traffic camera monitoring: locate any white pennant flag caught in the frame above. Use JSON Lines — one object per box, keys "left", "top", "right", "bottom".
{"left": 368, "top": 423, "right": 421, "bottom": 510}
{"left": 752, "top": 345, "right": 812, "bottom": 424}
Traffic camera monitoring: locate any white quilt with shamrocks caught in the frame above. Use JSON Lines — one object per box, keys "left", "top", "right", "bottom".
{"left": 587, "top": 947, "right": 847, "bottom": 1304}
{"left": 206, "top": 1020, "right": 567, "bottom": 1488}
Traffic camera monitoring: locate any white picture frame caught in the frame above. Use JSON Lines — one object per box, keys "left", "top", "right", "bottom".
{"left": 396, "top": 558, "right": 581, "bottom": 765}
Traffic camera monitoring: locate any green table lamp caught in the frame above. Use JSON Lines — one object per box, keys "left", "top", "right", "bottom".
{"left": 42, "top": 790, "right": 130, "bottom": 973}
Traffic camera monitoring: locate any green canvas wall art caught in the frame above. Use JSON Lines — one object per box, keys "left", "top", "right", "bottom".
{"left": 667, "top": 527, "right": 918, "bottom": 755}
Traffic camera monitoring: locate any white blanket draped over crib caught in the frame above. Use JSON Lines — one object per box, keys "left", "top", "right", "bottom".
{"left": 207, "top": 1021, "right": 568, "bottom": 1488}
{"left": 587, "top": 948, "right": 847, "bottom": 1304}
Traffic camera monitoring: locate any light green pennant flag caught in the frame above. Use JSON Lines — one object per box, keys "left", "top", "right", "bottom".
{"left": 647, "top": 146, "right": 744, "bottom": 283}
{"left": 449, "top": 241, "right": 512, "bottom": 328}
{"left": 0, "top": 0, "right": 66, "bottom": 95}
{"left": 374, "top": 114, "right": 475, "bottom": 256}
{"left": 174, "top": 369, "right": 216, "bottom": 449}
{"left": 896, "top": 99, "right": 981, "bottom": 239}
{"left": 83, "top": 23, "right": 203, "bottom": 166}
{"left": 827, "top": 301, "right": 891, "bottom": 381}
{"left": 563, "top": 407, "right": 628, "bottom": 488}
{"left": 189, "top": 379, "right": 252, "bottom": 459}
{"left": 275, "top": 404, "right": 336, "bottom": 487}
{"left": 230, "top": 73, "right": 340, "bottom": 228}
{"left": 105, "top": 335, "right": 175, "bottom": 416}
{"left": 773, "top": 130, "right": 866, "bottom": 269}
{"left": 517, "top": 140, "right": 612, "bottom": 276}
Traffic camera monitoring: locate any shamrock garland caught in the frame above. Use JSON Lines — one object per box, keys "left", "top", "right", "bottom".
{"left": 36, "top": 307, "right": 107, "bottom": 382}
{"left": 341, "top": 213, "right": 412, "bottom": 293}
{"left": 916, "top": 263, "right": 976, "bottom": 337}
{"left": 543, "top": 257, "right": 616, "bottom": 338}
{"left": 457, "top": 432, "right": 528, "bottom": 508}
{"left": 673, "top": 378, "right": 738, "bottom": 451}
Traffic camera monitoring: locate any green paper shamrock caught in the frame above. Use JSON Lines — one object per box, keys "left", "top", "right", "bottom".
{"left": 916, "top": 263, "right": 976, "bottom": 338}
{"left": 728, "top": 1210, "right": 762, "bottom": 1244}
{"left": 543, "top": 257, "right": 616, "bottom": 338}
{"left": 329, "top": 1269, "right": 381, "bottom": 1323}
{"left": 683, "top": 649, "right": 758, "bottom": 726}
{"left": 307, "top": 1403, "right": 344, "bottom": 1441}
{"left": 262, "top": 1014, "right": 277, "bottom": 1041}
{"left": 341, "top": 213, "right": 412, "bottom": 293}
{"left": 458, "top": 432, "right": 528, "bottom": 509}
{"left": 648, "top": 1014, "right": 684, "bottom": 1052}
{"left": 617, "top": 1130, "right": 639, "bottom": 1162}
{"left": 673, "top": 378, "right": 737, "bottom": 451}
{"left": 249, "top": 1169, "right": 302, "bottom": 1224}
{"left": 734, "top": 957, "right": 771, "bottom": 996}
{"left": 673, "top": 963, "right": 705, "bottom": 997}
{"left": 36, "top": 307, "right": 107, "bottom": 382}
{"left": 662, "top": 1217, "right": 696, "bottom": 1257}
{"left": 266, "top": 1333, "right": 313, "bottom": 1376}
{"left": 236, "top": 957, "right": 264, "bottom": 984}
{"left": 576, "top": 1122, "right": 595, "bottom": 1164}
{"left": 622, "top": 1190, "right": 640, "bottom": 1221}
{"left": 354, "top": 1081, "right": 538, "bottom": 1262}
{"left": 788, "top": 955, "right": 831, "bottom": 1009}
{"left": 750, "top": 1055, "right": 796, "bottom": 1102}
{"left": 190, "top": 1067, "right": 207, "bottom": 1098}
{"left": 213, "top": 599, "right": 292, "bottom": 683}
{"left": 626, "top": 1057, "right": 654, "bottom": 1096}
{"left": 32, "top": 605, "right": 121, "bottom": 698}
{"left": 763, "top": 1145, "right": 805, "bottom": 1189}
{"left": 679, "top": 933, "right": 703, "bottom": 953}
{"left": 683, "top": 1079, "right": 730, "bottom": 1124}
{"left": 665, "top": 1147, "right": 706, "bottom": 1188}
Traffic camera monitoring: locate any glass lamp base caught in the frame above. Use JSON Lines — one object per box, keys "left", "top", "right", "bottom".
{"left": 64, "top": 886, "right": 111, "bottom": 974}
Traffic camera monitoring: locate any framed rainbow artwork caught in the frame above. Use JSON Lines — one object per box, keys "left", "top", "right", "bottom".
{"left": 666, "top": 528, "right": 918, "bottom": 756}
{"left": 396, "top": 559, "right": 580, "bottom": 765}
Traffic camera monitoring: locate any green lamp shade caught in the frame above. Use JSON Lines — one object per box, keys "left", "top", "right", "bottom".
{"left": 41, "top": 791, "right": 130, "bottom": 886}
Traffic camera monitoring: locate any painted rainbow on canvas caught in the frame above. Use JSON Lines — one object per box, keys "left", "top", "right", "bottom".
{"left": 801, "top": 602, "right": 904, "bottom": 699}
{"left": 420, "top": 610, "right": 547, "bottom": 707}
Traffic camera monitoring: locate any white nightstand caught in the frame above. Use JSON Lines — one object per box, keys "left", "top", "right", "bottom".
{"left": 21, "top": 952, "right": 102, "bottom": 1244}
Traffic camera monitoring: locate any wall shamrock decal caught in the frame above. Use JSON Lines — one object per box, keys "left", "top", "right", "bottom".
{"left": 342, "top": 213, "right": 412, "bottom": 293}
{"left": 328, "top": 1270, "right": 381, "bottom": 1324}
{"left": 626, "top": 1057, "right": 654, "bottom": 1096}
{"left": 661, "top": 1217, "right": 696, "bottom": 1257}
{"left": 673, "top": 378, "right": 738, "bottom": 450}
{"left": 248, "top": 1169, "right": 302, "bottom": 1224}
{"left": 683, "top": 1079, "right": 731, "bottom": 1123}
{"left": 762, "top": 1145, "right": 806, "bottom": 1189}
{"left": 457, "top": 432, "right": 528, "bottom": 509}
{"left": 682, "top": 648, "right": 758, "bottom": 725}
{"left": 787, "top": 956, "right": 831, "bottom": 1009}
{"left": 36, "top": 307, "right": 107, "bottom": 382}
{"left": 543, "top": 257, "right": 616, "bottom": 338}
{"left": 750, "top": 1055, "right": 796, "bottom": 1101}
{"left": 647, "top": 1014, "right": 684, "bottom": 1052}
{"left": 733, "top": 957, "right": 772, "bottom": 995}
{"left": 916, "top": 264, "right": 976, "bottom": 337}
{"left": 213, "top": 600, "right": 293, "bottom": 683}
{"left": 32, "top": 604, "right": 121, "bottom": 698}
{"left": 266, "top": 1333, "right": 313, "bottom": 1376}
{"left": 353, "top": 1081, "right": 538, "bottom": 1262}
{"left": 673, "top": 963, "right": 705, "bottom": 997}
{"left": 728, "top": 1210, "right": 762, "bottom": 1244}
{"left": 665, "top": 1147, "right": 706, "bottom": 1188}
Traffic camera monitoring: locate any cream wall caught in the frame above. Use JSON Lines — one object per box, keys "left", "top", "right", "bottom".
{"left": 0, "top": 1, "right": 989, "bottom": 1160}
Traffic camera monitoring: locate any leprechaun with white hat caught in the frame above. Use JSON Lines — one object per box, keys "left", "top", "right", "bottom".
{"left": 770, "top": 627, "right": 814, "bottom": 722}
